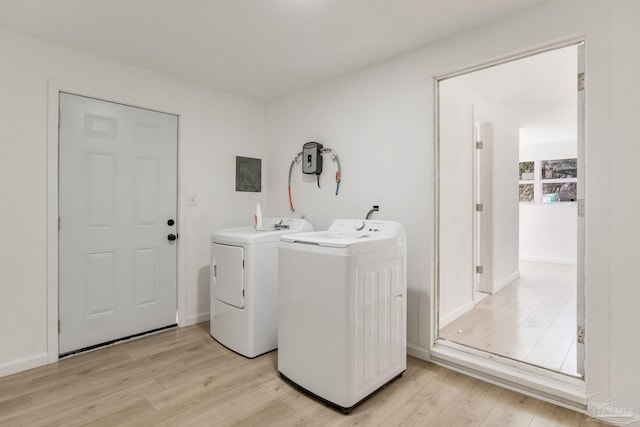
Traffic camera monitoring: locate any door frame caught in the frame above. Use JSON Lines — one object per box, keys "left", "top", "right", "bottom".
{"left": 46, "top": 80, "right": 186, "bottom": 363}
{"left": 431, "top": 39, "right": 588, "bottom": 410}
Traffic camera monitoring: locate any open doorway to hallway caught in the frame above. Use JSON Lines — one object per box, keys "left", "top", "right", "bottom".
{"left": 437, "top": 43, "right": 583, "bottom": 377}
{"left": 440, "top": 260, "right": 577, "bottom": 375}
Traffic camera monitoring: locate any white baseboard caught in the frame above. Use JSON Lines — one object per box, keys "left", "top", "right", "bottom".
{"left": 493, "top": 270, "right": 521, "bottom": 293}
{"left": 185, "top": 312, "right": 210, "bottom": 326}
{"left": 0, "top": 353, "right": 48, "bottom": 378}
{"left": 439, "top": 300, "right": 475, "bottom": 328}
{"left": 407, "top": 343, "right": 430, "bottom": 361}
{"left": 519, "top": 255, "right": 576, "bottom": 265}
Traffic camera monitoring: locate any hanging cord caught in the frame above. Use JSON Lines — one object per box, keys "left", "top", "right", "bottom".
{"left": 287, "top": 152, "right": 302, "bottom": 212}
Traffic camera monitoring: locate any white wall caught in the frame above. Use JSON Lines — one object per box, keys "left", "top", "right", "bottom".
{"left": 0, "top": 27, "right": 266, "bottom": 376}
{"left": 437, "top": 79, "right": 520, "bottom": 325}
{"left": 520, "top": 204, "right": 577, "bottom": 263}
{"left": 2, "top": 0, "right": 640, "bottom": 415}
{"left": 608, "top": 0, "right": 640, "bottom": 407}
{"left": 520, "top": 140, "right": 576, "bottom": 160}
{"left": 438, "top": 81, "right": 474, "bottom": 326}
{"left": 520, "top": 140, "right": 577, "bottom": 263}
{"left": 266, "top": 0, "right": 640, "bottom": 412}
{"left": 266, "top": 55, "right": 434, "bottom": 351}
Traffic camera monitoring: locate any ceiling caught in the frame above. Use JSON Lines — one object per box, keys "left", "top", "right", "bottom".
{"left": 0, "top": 0, "right": 550, "bottom": 101}
{"left": 451, "top": 44, "right": 578, "bottom": 145}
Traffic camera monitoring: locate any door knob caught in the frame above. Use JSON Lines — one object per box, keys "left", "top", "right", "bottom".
{"left": 167, "top": 234, "right": 177, "bottom": 241}
{"left": 167, "top": 219, "right": 175, "bottom": 226}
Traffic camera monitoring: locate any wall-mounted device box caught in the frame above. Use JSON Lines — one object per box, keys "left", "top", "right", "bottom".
{"left": 302, "top": 142, "right": 323, "bottom": 175}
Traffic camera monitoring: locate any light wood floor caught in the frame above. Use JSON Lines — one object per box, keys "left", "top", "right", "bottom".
{"left": 440, "top": 261, "right": 578, "bottom": 376}
{"left": 0, "top": 321, "right": 603, "bottom": 426}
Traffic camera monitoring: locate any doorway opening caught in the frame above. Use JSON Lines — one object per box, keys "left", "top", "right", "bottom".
{"left": 435, "top": 43, "right": 584, "bottom": 379}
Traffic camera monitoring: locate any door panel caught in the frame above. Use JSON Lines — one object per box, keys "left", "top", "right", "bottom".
{"left": 474, "top": 121, "right": 493, "bottom": 295}
{"left": 85, "top": 152, "right": 116, "bottom": 228}
{"left": 135, "top": 158, "right": 160, "bottom": 226}
{"left": 211, "top": 243, "right": 245, "bottom": 309}
{"left": 135, "top": 247, "right": 160, "bottom": 306}
{"left": 85, "top": 250, "right": 116, "bottom": 317}
{"left": 59, "top": 93, "right": 178, "bottom": 354}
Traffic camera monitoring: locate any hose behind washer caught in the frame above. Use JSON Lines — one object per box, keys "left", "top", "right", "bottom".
{"left": 287, "top": 152, "right": 302, "bottom": 212}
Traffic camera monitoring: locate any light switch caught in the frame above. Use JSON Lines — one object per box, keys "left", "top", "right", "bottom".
{"left": 188, "top": 193, "right": 197, "bottom": 207}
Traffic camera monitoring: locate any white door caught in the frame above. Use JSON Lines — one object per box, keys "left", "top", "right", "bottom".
{"left": 59, "top": 93, "right": 178, "bottom": 355}
{"left": 474, "top": 121, "right": 493, "bottom": 295}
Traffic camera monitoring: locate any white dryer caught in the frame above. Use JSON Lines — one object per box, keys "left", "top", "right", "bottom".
{"left": 277, "top": 219, "right": 407, "bottom": 413}
{"left": 210, "top": 218, "right": 313, "bottom": 358}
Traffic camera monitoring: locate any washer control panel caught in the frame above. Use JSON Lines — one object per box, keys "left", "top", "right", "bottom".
{"left": 328, "top": 219, "right": 399, "bottom": 234}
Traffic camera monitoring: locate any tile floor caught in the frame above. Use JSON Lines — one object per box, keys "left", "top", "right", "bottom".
{"left": 440, "top": 260, "right": 579, "bottom": 376}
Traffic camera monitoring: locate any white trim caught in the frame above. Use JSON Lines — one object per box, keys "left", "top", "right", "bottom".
{"left": 176, "top": 114, "right": 188, "bottom": 327}
{"left": 0, "top": 353, "right": 49, "bottom": 377}
{"left": 407, "top": 343, "right": 430, "bottom": 361}
{"left": 47, "top": 79, "right": 187, "bottom": 364}
{"left": 438, "top": 300, "right": 474, "bottom": 329}
{"left": 185, "top": 312, "right": 210, "bottom": 326}
{"left": 492, "top": 269, "right": 520, "bottom": 293}
{"left": 433, "top": 36, "right": 588, "bottom": 411}
{"left": 434, "top": 36, "right": 586, "bottom": 81}
{"left": 46, "top": 82, "right": 60, "bottom": 364}
{"left": 430, "top": 340, "right": 587, "bottom": 412}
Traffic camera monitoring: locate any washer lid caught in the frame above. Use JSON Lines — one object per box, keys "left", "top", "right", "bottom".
{"left": 280, "top": 219, "right": 406, "bottom": 249}
{"left": 280, "top": 231, "right": 392, "bottom": 248}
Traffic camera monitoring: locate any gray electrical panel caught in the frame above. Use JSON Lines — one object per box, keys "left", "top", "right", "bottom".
{"left": 302, "top": 142, "right": 323, "bottom": 175}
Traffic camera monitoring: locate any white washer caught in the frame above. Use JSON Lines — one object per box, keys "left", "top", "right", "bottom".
{"left": 210, "top": 218, "right": 313, "bottom": 358}
{"left": 277, "top": 219, "right": 407, "bottom": 413}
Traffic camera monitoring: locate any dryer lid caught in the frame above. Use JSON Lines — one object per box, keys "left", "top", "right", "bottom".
{"left": 211, "top": 218, "right": 313, "bottom": 244}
